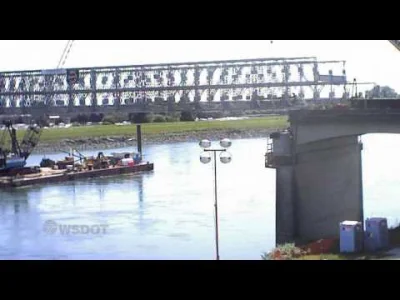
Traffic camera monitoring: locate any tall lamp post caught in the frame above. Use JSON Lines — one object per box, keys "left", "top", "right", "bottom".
{"left": 199, "top": 138, "right": 232, "bottom": 260}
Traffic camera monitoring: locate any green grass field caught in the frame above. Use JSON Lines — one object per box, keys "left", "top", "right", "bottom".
{"left": 16, "top": 116, "right": 288, "bottom": 143}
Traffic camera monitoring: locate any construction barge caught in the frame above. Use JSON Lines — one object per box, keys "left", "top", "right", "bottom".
{"left": 0, "top": 163, "right": 154, "bottom": 188}
{"left": 0, "top": 122, "right": 154, "bottom": 188}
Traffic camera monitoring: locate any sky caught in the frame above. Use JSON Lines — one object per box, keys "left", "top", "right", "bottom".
{"left": 0, "top": 40, "right": 399, "bottom": 93}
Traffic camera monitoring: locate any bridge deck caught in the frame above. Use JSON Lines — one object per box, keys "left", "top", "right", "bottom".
{"left": 289, "top": 108, "right": 400, "bottom": 124}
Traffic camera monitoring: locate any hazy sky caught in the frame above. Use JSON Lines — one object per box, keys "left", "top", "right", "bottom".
{"left": 0, "top": 40, "right": 399, "bottom": 92}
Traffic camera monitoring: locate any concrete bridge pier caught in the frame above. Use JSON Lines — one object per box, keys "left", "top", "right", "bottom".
{"left": 294, "top": 135, "right": 363, "bottom": 244}
{"left": 275, "top": 165, "right": 295, "bottom": 245}
{"left": 268, "top": 132, "right": 364, "bottom": 245}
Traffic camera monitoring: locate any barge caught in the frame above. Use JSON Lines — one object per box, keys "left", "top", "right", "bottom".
{"left": 0, "top": 162, "right": 154, "bottom": 188}
{"left": 0, "top": 123, "right": 154, "bottom": 188}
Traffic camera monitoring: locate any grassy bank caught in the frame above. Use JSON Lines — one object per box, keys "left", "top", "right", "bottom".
{"left": 21, "top": 116, "right": 288, "bottom": 144}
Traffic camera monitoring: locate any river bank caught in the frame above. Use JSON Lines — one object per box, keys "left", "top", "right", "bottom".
{"left": 31, "top": 116, "right": 288, "bottom": 154}
{"left": 32, "top": 127, "right": 281, "bottom": 153}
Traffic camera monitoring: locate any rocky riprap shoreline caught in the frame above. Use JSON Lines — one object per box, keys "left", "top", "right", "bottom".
{"left": 32, "top": 128, "right": 280, "bottom": 154}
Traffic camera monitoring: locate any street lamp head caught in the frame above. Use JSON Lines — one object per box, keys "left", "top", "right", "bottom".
{"left": 220, "top": 138, "right": 232, "bottom": 149}
{"left": 200, "top": 152, "right": 212, "bottom": 164}
{"left": 219, "top": 151, "right": 232, "bottom": 164}
{"left": 199, "top": 139, "right": 211, "bottom": 149}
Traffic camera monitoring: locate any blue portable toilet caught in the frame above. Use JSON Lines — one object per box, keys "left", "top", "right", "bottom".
{"left": 364, "top": 217, "right": 389, "bottom": 252}
{"left": 339, "top": 221, "right": 363, "bottom": 253}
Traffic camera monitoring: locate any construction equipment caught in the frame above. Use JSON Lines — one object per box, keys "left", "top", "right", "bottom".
{"left": 42, "top": 148, "right": 86, "bottom": 170}
{"left": 388, "top": 40, "right": 400, "bottom": 52}
{"left": 0, "top": 121, "right": 42, "bottom": 174}
{"left": 57, "top": 40, "right": 75, "bottom": 69}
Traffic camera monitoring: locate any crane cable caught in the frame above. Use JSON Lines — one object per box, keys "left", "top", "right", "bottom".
{"left": 57, "top": 40, "right": 75, "bottom": 69}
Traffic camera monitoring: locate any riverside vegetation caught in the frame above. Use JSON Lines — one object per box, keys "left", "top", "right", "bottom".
{"left": 17, "top": 111, "right": 289, "bottom": 153}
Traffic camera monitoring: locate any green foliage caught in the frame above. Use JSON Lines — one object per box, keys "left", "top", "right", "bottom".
{"left": 17, "top": 116, "right": 288, "bottom": 143}
{"left": 102, "top": 121, "right": 114, "bottom": 126}
{"left": 102, "top": 116, "right": 116, "bottom": 125}
{"left": 196, "top": 111, "right": 224, "bottom": 119}
{"left": 15, "top": 116, "right": 24, "bottom": 124}
{"left": 54, "top": 118, "right": 64, "bottom": 125}
{"left": 165, "top": 115, "right": 180, "bottom": 122}
{"left": 35, "top": 116, "right": 49, "bottom": 127}
{"left": 104, "top": 114, "right": 126, "bottom": 123}
{"left": 180, "top": 110, "right": 195, "bottom": 122}
{"left": 71, "top": 113, "right": 88, "bottom": 124}
{"left": 128, "top": 113, "right": 153, "bottom": 124}
{"left": 367, "top": 85, "right": 398, "bottom": 98}
{"left": 89, "top": 113, "right": 104, "bottom": 123}
{"left": 153, "top": 115, "right": 166, "bottom": 122}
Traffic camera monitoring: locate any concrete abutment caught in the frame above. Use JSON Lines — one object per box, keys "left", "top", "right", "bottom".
{"left": 269, "top": 131, "right": 363, "bottom": 245}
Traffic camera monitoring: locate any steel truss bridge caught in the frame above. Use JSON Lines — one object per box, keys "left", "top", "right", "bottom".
{"left": 0, "top": 56, "right": 372, "bottom": 116}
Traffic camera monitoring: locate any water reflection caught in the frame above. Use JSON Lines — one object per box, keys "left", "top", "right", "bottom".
{"left": 0, "top": 190, "right": 30, "bottom": 215}
{"left": 0, "top": 138, "right": 275, "bottom": 260}
{"left": 0, "top": 173, "right": 154, "bottom": 260}
{"left": 0, "top": 135, "right": 398, "bottom": 260}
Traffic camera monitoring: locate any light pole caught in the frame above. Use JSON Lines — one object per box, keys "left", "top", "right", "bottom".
{"left": 199, "top": 138, "right": 232, "bottom": 260}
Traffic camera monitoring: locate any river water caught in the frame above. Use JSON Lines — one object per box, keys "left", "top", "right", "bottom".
{"left": 0, "top": 134, "right": 399, "bottom": 260}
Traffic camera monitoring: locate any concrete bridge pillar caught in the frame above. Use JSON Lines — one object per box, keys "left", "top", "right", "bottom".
{"left": 294, "top": 135, "right": 363, "bottom": 244}
{"left": 275, "top": 165, "right": 295, "bottom": 245}
{"left": 268, "top": 132, "right": 364, "bottom": 245}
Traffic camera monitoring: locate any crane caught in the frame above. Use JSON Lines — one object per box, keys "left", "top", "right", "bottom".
{"left": 388, "top": 40, "right": 400, "bottom": 52}
{"left": 0, "top": 39, "right": 72, "bottom": 175}
{"left": 57, "top": 40, "right": 75, "bottom": 69}
{"left": 0, "top": 121, "right": 42, "bottom": 174}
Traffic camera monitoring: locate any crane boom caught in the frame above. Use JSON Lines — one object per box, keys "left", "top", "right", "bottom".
{"left": 389, "top": 40, "right": 400, "bottom": 52}
{"left": 57, "top": 40, "right": 75, "bottom": 69}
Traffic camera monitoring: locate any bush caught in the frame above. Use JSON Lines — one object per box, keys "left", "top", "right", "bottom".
{"left": 98, "top": 114, "right": 127, "bottom": 124}
{"left": 229, "top": 111, "right": 243, "bottom": 117}
{"left": 262, "top": 243, "right": 307, "bottom": 260}
{"left": 128, "top": 113, "right": 152, "bottom": 124}
{"left": 35, "top": 117, "right": 49, "bottom": 127}
{"left": 55, "top": 118, "right": 64, "bottom": 125}
{"left": 166, "top": 115, "right": 179, "bottom": 122}
{"left": 153, "top": 115, "right": 166, "bottom": 122}
{"left": 196, "top": 111, "right": 224, "bottom": 119}
{"left": 71, "top": 113, "right": 88, "bottom": 124}
{"left": 180, "top": 110, "right": 195, "bottom": 122}
{"left": 109, "top": 114, "right": 126, "bottom": 123}
{"left": 15, "top": 116, "right": 24, "bottom": 124}
{"left": 102, "top": 116, "right": 116, "bottom": 124}
{"left": 89, "top": 113, "right": 104, "bottom": 123}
